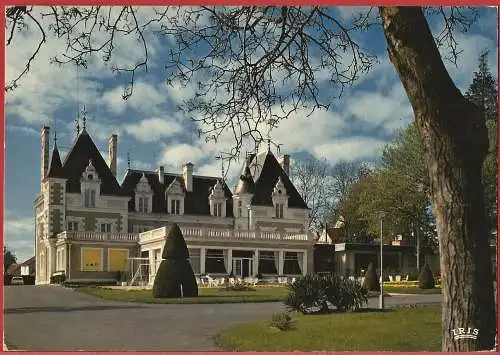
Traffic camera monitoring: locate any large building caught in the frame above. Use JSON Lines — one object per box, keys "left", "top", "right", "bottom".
{"left": 34, "top": 126, "right": 314, "bottom": 285}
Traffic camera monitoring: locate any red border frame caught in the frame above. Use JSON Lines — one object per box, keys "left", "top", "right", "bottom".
{"left": 1, "top": 2, "right": 499, "bottom": 354}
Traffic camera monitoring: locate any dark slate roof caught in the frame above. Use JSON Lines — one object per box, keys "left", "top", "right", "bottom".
{"left": 46, "top": 144, "right": 64, "bottom": 179}
{"left": 234, "top": 164, "right": 255, "bottom": 195}
{"left": 120, "top": 170, "right": 234, "bottom": 216}
{"left": 61, "top": 129, "right": 124, "bottom": 195}
{"left": 248, "top": 151, "right": 308, "bottom": 209}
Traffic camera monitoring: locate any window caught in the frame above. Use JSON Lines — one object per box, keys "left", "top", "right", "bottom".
{"left": 84, "top": 188, "right": 96, "bottom": 207}
{"left": 67, "top": 221, "right": 78, "bottom": 232}
{"left": 171, "top": 199, "right": 181, "bottom": 215}
{"left": 275, "top": 203, "right": 284, "bottom": 218}
{"left": 214, "top": 203, "right": 222, "bottom": 217}
{"left": 138, "top": 197, "right": 149, "bottom": 213}
{"left": 205, "top": 249, "right": 226, "bottom": 274}
{"left": 189, "top": 249, "right": 201, "bottom": 274}
{"left": 100, "top": 223, "right": 111, "bottom": 233}
{"left": 283, "top": 252, "right": 301, "bottom": 275}
{"left": 81, "top": 248, "right": 102, "bottom": 272}
{"left": 259, "top": 251, "right": 278, "bottom": 274}
{"left": 108, "top": 249, "right": 129, "bottom": 272}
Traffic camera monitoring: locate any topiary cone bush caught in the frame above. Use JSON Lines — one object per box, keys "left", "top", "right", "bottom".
{"left": 362, "top": 262, "right": 380, "bottom": 291}
{"left": 153, "top": 223, "right": 198, "bottom": 298}
{"left": 418, "top": 263, "right": 435, "bottom": 289}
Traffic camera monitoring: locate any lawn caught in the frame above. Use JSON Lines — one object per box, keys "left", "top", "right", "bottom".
{"left": 77, "top": 285, "right": 289, "bottom": 304}
{"left": 384, "top": 285, "right": 441, "bottom": 294}
{"left": 77, "top": 285, "right": 384, "bottom": 304}
{"left": 216, "top": 305, "right": 442, "bottom": 351}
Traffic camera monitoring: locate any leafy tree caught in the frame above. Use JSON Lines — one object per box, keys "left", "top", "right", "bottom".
{"left": 4, "top": 247, "right": 17, "bottom": 274}
{"left": 465, "top": 52, "right": 498, "bottom": 235}
{"left": 152, "top": 224, "right": 198, "bottom": 298}
{"left": 6, "top": 5, "right": 496, "bottom": 350}
{"left": 290, "top": 156, "right": 334, "bottom": 232}
{"left": 465, "top": 50, "right": 498, "bottom": 123}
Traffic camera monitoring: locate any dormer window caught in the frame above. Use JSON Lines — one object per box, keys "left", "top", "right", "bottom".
{"left": 214, "top": 203, "right": 222, "bottom": 217}
{"left": 272, "top": 176, "right": 289, "bottom": 219}
{"left": 209, "top": 180, "right": 227, "bottom": 217}
{"left": 81, "top": 159, "right": 101, "bottom": 208}
{"left": 138, "top": 197, "right": 149, "bottom": 213}
{"left": 171, "top": 199, "right": 181, "bottom": 215}
{"left": 135, "top": 173, "right": 153, "bottom": 214}
{"left": 84, "top": 188, "right": 96, "bottom": 208}
{"left": 166, "top": 178, "right": 185, "bottom": 215}
{"left": 275, "top": 203, "right": 284, "bottom": 219}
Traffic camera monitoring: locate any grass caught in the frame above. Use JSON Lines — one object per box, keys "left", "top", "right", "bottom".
{"left": 77, "top": 286, "right": 384, "bottom": 304}
{"left": 77, "top": 285, "right": 289, "bottom": 304}
{"left": 384, "top": 285, "right": 441, "bottom": 294}
{"left": 216, "top": 305, "right": 442, "bottom": 351}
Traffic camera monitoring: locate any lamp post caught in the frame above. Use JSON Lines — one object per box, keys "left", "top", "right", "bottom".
{"left": 377, "top": 211, "right": 386, "bottom": 310}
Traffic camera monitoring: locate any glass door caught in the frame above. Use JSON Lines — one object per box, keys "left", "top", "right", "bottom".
{"left": 233, "top": 259, "right": 243, "bottom": 278}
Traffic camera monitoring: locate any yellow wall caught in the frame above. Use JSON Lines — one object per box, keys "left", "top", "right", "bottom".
{"left": 109, "top": 249, "right": 129, "bottom": 271}
{"left": 82, "top": 248, "right": 102, "bottom": 271}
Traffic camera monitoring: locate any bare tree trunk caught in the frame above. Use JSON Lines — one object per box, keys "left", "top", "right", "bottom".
{"left": 379, "top": 7, "right": 496, "bottom": 351}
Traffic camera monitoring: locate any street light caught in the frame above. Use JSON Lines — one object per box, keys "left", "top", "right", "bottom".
{"left": 377, "top": 211, "right": 386, "bottom": 310}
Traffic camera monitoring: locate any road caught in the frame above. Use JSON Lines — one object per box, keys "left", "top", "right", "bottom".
{"left": 4, "top": 285, "right": 441, "bottom": 351}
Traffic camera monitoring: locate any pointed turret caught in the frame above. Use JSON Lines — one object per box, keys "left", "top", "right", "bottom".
{"left": 234, "top": 163, "right": 255, "bottom": 195}
{"left": 46, "top": 137, "right": 64, "bottom": 179}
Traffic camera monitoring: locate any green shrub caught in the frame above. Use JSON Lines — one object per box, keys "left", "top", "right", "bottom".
{"left": 152, "top": 223, "right": 198, "bottom": 298}
{"left": 362, "top": 262, "right": 380, "bottom": 291}
{"left": 219, "top": 282, "right": 256, "bottom": 292}
{"left": 284, "top": 274, "right": 368, "bottom": 314}
{"left": 418, "top": 263, "right": 435, "bottom": 289}
{"left": 269, "top": 312, "right": 295, "bottom": 331}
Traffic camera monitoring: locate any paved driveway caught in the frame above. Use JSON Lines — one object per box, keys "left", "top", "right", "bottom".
{"left": 4, "top": 285, "right": 441, "bottom": 351}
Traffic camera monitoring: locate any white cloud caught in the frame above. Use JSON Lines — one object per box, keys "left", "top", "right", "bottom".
{"left": 102, "top": 81, "right": 166, "bottom": 116}
{"left": 159, "top": 143, "right": 206, "bottom": 169}
{"left": 4, "top": 216, "right": 35, "bottom": 262}
{"left": 313, "top": 137, "right": 386, "bottom": 164}
{"left": 123, "top": 117, "right": 184, "bottom": 142}
{"left": 344, "top": 83, "right": 413, "bottom": 132}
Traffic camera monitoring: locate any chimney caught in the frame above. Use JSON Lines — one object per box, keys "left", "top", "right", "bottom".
{"left": 183, "top": 162, "right": 193, "bottom": 192}
{"left": 279, "top": 154, "right": 290, "bottom": 176}
{"left": 108, "top": 134, "right": 117, "bottom": 176}
{"left": 158, "top": 166, "right": 164, "bottom": 184}
{"left": 41, "top": 126, "right": 50, "bottom": 182}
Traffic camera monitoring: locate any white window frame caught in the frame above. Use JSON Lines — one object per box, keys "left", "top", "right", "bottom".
{"left": 170, "top": 199, "right": 181, "bottom": 215}
{"left": 84, "top": 188, "right": 96, "bottom": 208}
{"left": 100, "top": 223, "right": 111, "bottom": 233}
{"left": 67, "top": 221, "right": 79, "bottom": 232}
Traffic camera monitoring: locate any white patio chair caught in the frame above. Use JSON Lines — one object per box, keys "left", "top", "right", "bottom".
{"left": 229, "top": 277, "right": 235, "bottom": 285}
{"left": 395, "top": 275, "right": 402, "bottom": 282}
{"left": 219, "top": 278, "right": 226, "bottom": 286}
{"left": 389, "top": 275, "right": 394, "bottom": 282}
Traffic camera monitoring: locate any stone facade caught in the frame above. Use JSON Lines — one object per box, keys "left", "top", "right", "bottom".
{"left": 35, "top": 127, "right": 313, "bottom": 285}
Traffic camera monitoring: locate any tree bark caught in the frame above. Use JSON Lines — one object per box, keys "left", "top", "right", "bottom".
{"left": 379, "top": 7, "right": 496, "bottom": 351}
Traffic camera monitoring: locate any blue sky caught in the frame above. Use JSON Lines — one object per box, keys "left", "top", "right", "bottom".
{"left": 5, "top": 6, "right": 498, "bottom": 262}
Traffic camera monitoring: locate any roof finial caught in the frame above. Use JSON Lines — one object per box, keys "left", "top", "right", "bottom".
{"left": 54, "top": 127, "right": 57, "bottom": 146}
{"left": 75, "top": 118, "right": 80, "bottom": 136}
{"left": 81, "top": 105, "right": 87, "bottom": 130}
{"left": 127, "top": 152, "right": 131, "bottom": 169}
